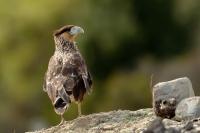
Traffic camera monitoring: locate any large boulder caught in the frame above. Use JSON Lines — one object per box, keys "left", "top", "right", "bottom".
{"left": 153, "top": 77, "right": 195, "bottom": 118}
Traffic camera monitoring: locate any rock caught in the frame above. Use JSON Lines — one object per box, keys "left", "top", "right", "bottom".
{"left": 162, "top": 118, "right": 180, "bottom": 128}
{"left": 153, "top": 77, "right": 195, "bottom": 118}
{"left": 26, "top": 109, "right": 200, "bottom": 133}
{"left": 154, "top": 98, "right": 177, "bottom": 119}
{"left": 182, "top": 121, "right": 194, "bottom": 131}
{"left": 26, "top": 109, "right": 156, "bottom": 133}
{"left": 143, "top": 117, "right": 166, "bottom": 133}
{"left": 175, "top": 97, "right": 200, "bottom": 121}
{"left": 144, "top": 118, "right": 181, "bottom": 133}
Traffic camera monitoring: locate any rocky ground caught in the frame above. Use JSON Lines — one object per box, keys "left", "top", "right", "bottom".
{"left": 26, "top": 108, "right": 200, "bottom": 133}
{"left": 27, "top": 77, "right": 200, "bottom": 133}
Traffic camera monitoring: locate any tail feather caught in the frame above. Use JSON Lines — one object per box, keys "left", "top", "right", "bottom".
{"left": 53, "top": 88, "right": 71, "bottom": 115}
{"left": 58, "top": 87, "right": 71, "bottom": 103}
{"left": 54, "top": 97, "right": 67, "bottom": 109}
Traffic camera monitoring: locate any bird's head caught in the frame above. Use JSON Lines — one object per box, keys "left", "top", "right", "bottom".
{"left": 53, "top": 25, "right": 84, "bottom": 43}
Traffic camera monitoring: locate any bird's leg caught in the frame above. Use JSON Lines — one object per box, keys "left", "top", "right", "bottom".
{"left": 59, "top": 114, "right": 65, "bottom": 125}
{"left": 78, "top": 102, "right": 82, "bottom": 117}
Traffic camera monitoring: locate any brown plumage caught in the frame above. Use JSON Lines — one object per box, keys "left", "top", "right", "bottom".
{"left": 43, "top": 25, "right": 92, "bottom": 124}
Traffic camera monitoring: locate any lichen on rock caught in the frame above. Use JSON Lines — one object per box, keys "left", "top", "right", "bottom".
{"left": 26, "top": 109, "right": 155, "bottom": 133}
{"left": 27, "top": 108, "right": 200, "bottom": 133}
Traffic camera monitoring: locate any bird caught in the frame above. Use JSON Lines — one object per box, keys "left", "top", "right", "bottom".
{"left": 43, "top": 25, "right": 92, "bottom": 125}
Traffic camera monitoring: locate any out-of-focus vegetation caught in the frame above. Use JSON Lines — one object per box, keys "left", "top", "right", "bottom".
{"left": 0, "top": 0, "right": 200, "bottom": 132}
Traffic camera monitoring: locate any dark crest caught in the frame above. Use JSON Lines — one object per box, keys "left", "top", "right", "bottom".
{"left": 53, "top": 25, "right": 74, "bottom": 36}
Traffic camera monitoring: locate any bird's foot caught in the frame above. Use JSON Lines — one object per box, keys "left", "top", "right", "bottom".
{"left": 58, "top": 119, "right": 65, "bottom": 126}
{"left": 78, "top": 103, "right": 82, "bottom": 117}
{"left": 58, "top": 115, "right": 65, "bottom": 126}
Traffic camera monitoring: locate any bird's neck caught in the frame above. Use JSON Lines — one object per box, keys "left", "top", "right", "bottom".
{"left": 54, "top": 36, "right": 78, "bottom": 53}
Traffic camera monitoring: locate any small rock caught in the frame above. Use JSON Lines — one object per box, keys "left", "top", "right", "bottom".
{"left": 144, "top": 118, "right": 165, "bottom": 133}
{"left": 175, "top": 97, "right": 200, "bottom": 121}
{"left": 162, "top": 118, "right": 180, "bottom": 128}
{"left": 182, "top": 121, "right": 193, "bottom": 131}
{"left": 154, "top": 98, "right": 176, "bottom": 119}
{"left": 153, "top": 77, "right": 195, "bottom": 119}
{"left": 144, "top": 118, "right": 180, "bottom": 133}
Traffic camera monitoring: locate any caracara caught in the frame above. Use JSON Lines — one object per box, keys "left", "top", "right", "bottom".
{"left": 43, "top": 25, "right": 92, "bottom": 124}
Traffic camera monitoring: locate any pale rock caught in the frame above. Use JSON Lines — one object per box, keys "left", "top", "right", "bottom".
{"left": 175, "top": 97, "right": 200, "bottom": 121}
{"left": 153, "top": 77, "right": 195, "bottom": 118}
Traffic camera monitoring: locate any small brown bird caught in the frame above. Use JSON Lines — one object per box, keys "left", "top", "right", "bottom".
{"left": 43, "top": 25, "right": 92, "bottom": 124}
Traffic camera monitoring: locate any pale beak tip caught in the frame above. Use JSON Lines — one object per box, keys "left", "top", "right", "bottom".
{"left": 70, "top": 26, "right": 85, "bottom": 35}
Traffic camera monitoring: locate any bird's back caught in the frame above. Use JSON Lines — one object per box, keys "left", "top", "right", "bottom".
{"left": 43, "top": 49, "right": 92, "bottom": 114}
{"left": 61, "top": 50, "right": 92, "bottom": 101}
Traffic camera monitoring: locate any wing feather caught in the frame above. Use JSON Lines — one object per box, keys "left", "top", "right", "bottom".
{"left": 43, "top": 56, "right": 64, "bottom": 102}
{"left": 62, "top": 53, "right": 92, "bottom": 100}
{"left": 44, "top": 52, "right": 92, "bottom": 103}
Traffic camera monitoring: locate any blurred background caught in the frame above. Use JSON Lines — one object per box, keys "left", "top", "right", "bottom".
{"left": 0, "top": 0, "right": 200, "bottom": 132}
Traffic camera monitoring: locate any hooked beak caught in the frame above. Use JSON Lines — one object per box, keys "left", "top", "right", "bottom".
{"left": 69, "top": 26, "right": 84, "bottom": 35}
